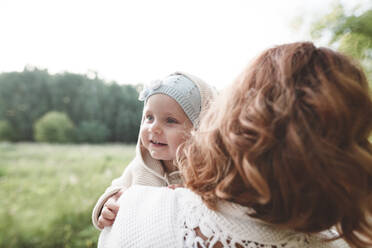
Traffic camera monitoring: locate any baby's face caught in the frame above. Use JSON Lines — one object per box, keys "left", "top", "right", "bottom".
{"left": 140, "top": 94, "right": 193, "bottom": 162}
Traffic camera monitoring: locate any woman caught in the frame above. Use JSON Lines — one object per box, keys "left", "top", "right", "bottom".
{"left": 98, "top": 42, "right": 372, "bottom": 248}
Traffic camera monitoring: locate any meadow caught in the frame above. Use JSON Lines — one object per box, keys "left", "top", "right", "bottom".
{"left": 0, "top": 142, "right": 135, "bottom": 248}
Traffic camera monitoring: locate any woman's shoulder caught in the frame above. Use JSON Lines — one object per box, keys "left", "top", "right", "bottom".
{"left": 114, "top": 186, "right": 350, "bottom": 248}
{"left": 100, "top": 186, "right": 191, "bottom": 247}
{"left": 118, "top": 185, "right": 202, "bottom": 213}
{"left": 116, "top": 185, "right": 203, "bottom": 229}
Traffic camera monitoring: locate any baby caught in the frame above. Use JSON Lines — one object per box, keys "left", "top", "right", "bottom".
{"left": 92, "top": 72, "right": 216, "bottom": 229}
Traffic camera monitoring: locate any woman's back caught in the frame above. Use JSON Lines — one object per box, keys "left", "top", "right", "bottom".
{"left": 98, "top": 185, "right": 349, "bottom": 248}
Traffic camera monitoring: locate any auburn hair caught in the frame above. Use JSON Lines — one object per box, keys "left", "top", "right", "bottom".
{"left": 178, "top": 42, "right": 372, "bottom": 247}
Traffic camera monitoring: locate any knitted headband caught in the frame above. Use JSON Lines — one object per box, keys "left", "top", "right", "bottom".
{"left": 138, "top": 74, "right": 202, "bottom": 126}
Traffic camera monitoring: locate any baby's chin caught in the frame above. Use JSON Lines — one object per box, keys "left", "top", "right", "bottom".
{"left": 149, "top": 150, "right": 174, "bottom": 161}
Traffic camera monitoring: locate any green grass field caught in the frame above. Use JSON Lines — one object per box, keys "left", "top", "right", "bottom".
{"left": 0, "top": 142, "right": 135, "bottom": 248}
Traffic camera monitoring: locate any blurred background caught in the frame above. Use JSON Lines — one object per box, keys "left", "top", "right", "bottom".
{"left": 0, "top": 0, "right": 371, "bottom": 247}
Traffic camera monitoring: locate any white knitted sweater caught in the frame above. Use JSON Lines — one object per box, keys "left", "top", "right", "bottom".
{"left": 98, "top": 186, "right": 350, "bottom": 248}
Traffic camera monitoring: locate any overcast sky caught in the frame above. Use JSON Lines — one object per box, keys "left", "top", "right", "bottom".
{"left": 0, "top": 0, "right": 361, "bottom": 89}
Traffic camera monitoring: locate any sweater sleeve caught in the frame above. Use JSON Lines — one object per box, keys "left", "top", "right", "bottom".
{"left": 91, "top": 159, "right": 136, "bottom": 230}
{"left": 97, "top": 186, "right": 179, "bottom": 248}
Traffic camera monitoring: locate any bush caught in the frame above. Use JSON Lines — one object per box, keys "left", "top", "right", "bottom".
{"left": 77, "top": 121, "right": 110, "bottom": 143}
{"left": 34, "top": 112, "right": 75, "bottom": 143}
{"left": 0, "top": 120, "right": 16, "bottom": 141}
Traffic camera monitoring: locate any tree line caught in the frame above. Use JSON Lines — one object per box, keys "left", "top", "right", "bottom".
{"left": 0, "top": 67, "right": 143, "bottom": 143}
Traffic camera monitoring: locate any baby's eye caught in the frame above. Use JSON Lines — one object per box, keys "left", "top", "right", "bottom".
{"left": 145, "top": 115, "right": 154, "bottom": 121}
{"left": 166, "top": 117, "right": 178, "bottom": 124}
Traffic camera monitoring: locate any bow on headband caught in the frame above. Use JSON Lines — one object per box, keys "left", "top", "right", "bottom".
{"left": 138, "top": 80, "right": 163, "bottom": 101}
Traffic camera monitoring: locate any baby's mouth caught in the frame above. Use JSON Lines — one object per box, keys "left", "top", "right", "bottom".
{"left": 150, "top": 140, "right": 167, "bottom": 146}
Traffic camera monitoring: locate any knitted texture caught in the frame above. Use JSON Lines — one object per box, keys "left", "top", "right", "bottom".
{"left": 174, "top": 71, "right": 217, "bottom": 128}
{"left": 98, "top": 186, "right": 350, "bottom": 248}
{"left": 139, "top": 75, "right": 202, "bottom": 126}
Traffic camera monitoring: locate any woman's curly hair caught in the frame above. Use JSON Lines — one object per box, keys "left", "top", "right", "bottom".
{"left": 178, "top": 42, "right": 372, "bottom": 247}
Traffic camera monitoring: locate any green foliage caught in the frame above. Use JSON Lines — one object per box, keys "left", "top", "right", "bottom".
{"left": 0, "top": 167, "right": 5, "bottom": 178}
{"left": 0, "top": 68, "right": 142, "bottom": 143}
{"left": 0, "top": 120, "right": 16, "bottom": 141}
{"left": 310, "top": 1, "right": 372, "bottom": 84}
{"left": 50, "top": 73, "right": 142, "bottom": 143}
{"left": 34, "top": 112, "right": 75, "bottom": 143}
{"left": 0, "top": 68, "right": 52, "bottom": 141}
{"left": 77, "top": 121, "right": 110, "bottom": 143}
{"left": 107, "top": 85, "right": 142, "bottom": 143}
{"left": 0, "top": 142, "right": 135, "bottom": 248}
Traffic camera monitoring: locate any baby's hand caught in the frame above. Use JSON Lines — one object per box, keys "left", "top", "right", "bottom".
{"left": 97, "top": 188, "right": 125, "bottom": 229}
{"left": 168, "top": 184, "right": 183, "bottom": 190}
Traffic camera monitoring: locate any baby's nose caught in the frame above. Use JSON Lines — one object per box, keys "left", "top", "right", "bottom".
{"left": 149, "top": 122, "right": 162, "bottom": 134}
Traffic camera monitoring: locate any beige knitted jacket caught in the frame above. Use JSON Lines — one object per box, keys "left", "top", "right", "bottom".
{"left": 92, "top": 72, "right": 217, "bottom": 230}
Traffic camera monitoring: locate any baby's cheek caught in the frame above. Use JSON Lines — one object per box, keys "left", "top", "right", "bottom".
{"left": 139, "top": 130, "right": 149, "bottom": 146}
